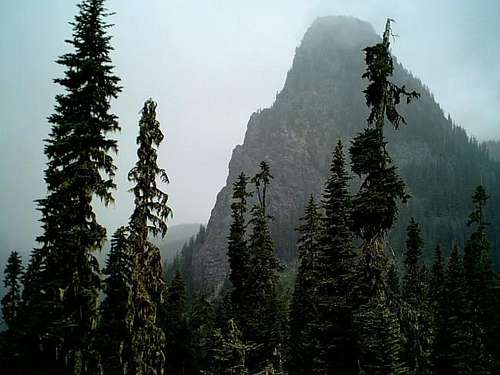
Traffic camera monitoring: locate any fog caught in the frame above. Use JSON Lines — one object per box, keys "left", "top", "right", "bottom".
{"left": 1, "top": 0, "right": 499, "bottom": 256}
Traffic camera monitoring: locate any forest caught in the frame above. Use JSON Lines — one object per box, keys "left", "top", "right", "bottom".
{"left": 1, "top": 1, "right": 500, "bottom": 374}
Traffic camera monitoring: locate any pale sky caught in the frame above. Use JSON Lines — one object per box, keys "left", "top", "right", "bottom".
{"left": 1, "top": 0, "right": 499, "bottom": 255}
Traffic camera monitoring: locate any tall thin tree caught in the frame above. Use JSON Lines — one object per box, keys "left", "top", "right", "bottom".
{"left": 288, "top": 195, "right": 321, "bottom": 375}
{"left": 128, "top": 99, "right": 172, "bottom": 375}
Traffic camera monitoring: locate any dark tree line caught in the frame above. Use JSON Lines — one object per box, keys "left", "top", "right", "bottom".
{"left": 1, "top": 3, "right": 500, "bottom": 375}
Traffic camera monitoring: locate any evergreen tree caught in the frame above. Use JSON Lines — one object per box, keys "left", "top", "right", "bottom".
{"left": 227, "top": 173, "right": 252, "bottom": 321}
{"left": 100, "top": 227, "right": 133, "bottom": 375}
{"left": 429, "top": 245, "right": 447, "bottom": 374}
{"left": 463, "top": 186, "right": 495, "bottom": 370}
{"left": 349, "top": 20, "right": 418, "bottom": 375}
{"left": 213, "top": 319, "right": 252, "bottom": 375}
{"left": 0, "top": 251, "right": 24, "bottom": 373}
{"left": 2, "top": 251, "right": 23, "bottom": 329}
{"left": 128, "top": 99, "right": 172, "bottom": 374}
{"left": 355, "top": 300, "right": 407, "bottom": 375}
{"left": 28, "top": 0, "right": 122, "bottom": 372}
{"left": 288, "top": 195, "right": 321, "bottom": 375}
{"left": 162, "top": 271, "right": 191, "bottom": 375}
{"left": 400, "top": 219, "right": 433, "bottom": 375}
{"left": 442, "top": 243, "right": 489, "bottom": 375}
{"left": 189, "top": 292, "right": 218, "bottom": 374}
{"left": 350, "top": 19, "right": 418, "bottom": 303}
{"left": 312, "top": 141, "right": 358, "bottom": 374}
{"left": 244, "top": 162, "right": 283, "bottom": 372}
{"left": 386, "top": 260, "right": 401, "bottom": 308}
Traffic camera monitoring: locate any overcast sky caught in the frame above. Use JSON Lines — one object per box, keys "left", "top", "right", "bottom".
{"left": 1, "top": 0, "right": 499, "bottom": 253}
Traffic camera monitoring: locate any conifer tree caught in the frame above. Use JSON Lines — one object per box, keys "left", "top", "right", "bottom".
{"left": 162, "top": 271, "right": 191, "bottom": 375}
{"left": 401, "top": 219, "right": 433, "bottom": 375}
{"left": 100, "top": 227, "right": 133, "bottom": 375}
{"left": 2, "top": 251, "right": 23, "bottom": 329}
{"left": 189, "top": 292, "right": 218, "bottom": 373}
{"left": 430, "top": 245, "right": 447, "bottom": 374}
{"left": 386, "top": 260, "right": 401, "bottom": 308}
{"left": 227, "top": 173, "right": 252, "bottom": 321}
{"left": 441, "top": 243, "right": 489, "bottom": 375}
{"left": 213, "top": 319, "right": 252, "bottom": 375}
{"left": 245, "top": 162, "right": 283, "bottom": 372}
{"left": 462, "top": 186, "right": 495, "bottom": 372}
{"left": 350, "top": 19, "right": 419, "bottom": 300}
{"left": 128, "top": 99, "right": 172, "bottom": 374}
{"left": 29, "top": 0, "right": 121, "bottom": 371}
{"left": 312, "top": 141, "right": 358, "bottom": 374}
{"left": 0, "top": 251, "right": 24, "bottom": 373}
{"left": 288, "top": 195, "right": 321, "bottom": 375}
{"left": 349, "top": 20, "right": 418, "bottom": 375}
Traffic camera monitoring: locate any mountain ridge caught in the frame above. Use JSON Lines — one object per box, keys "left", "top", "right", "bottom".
{"left": 192, "top": 16, "right": 500, "bottom": 286}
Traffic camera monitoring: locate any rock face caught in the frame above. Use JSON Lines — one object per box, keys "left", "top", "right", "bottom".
{"left": 193, "top": 16, "right": 500, "bottom": 287}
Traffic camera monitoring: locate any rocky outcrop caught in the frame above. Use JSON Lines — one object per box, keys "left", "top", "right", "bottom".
{"left": 193, "top": 16, "right": 500, "bottom": 287}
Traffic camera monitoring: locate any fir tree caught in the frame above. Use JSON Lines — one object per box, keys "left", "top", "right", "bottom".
{"left": 355, "top": 300, "right": 407, "bottom": 375}
{"left": 2, "top": 251, "right": 23, "bottom": 329}
{"left": 0, "top": 251, "right": 24, "bottom": 373}
{"left": 386, "top": 260, "right": 401, "bottom": 308}
{"left": 312, "top": 141, "right": 358, "bottom": 374}
{"left": 100, "top": 227, "right": 133, "bottom": 375}
{"left": 162, "top": 271, "right": 191, "bottom": 375}
{"left": 244, "top": 162, "right": 283, "bottom": 372}
{"left": 429, "top": 245, "right": 447, "bottom": 374}
{"left": 213, "top": 319, "right": 252, "bottom": 375}
{"left": 128, "top": 99, "right": 172, "bottom": 374}
{"left": 350, "top": 20, "right": 418, "bottom": 375}
{"left": 462, "top": 186, "right": 495, "bottom": 372}
{"left": 442, "top": 243, "right": 489, "bottom": 375}
{"left": 189, "top": 292, "right": 218, "bottom": 374}
{"left": 29, "top": 0, "right": 122, "bottom": 372}
{"left": 227, "top": 173, "right": 252, "bottom": 321}
{"left": 401, "top": 219, "right": 433, "bottom": 375}
{"left": 350, "top": 19, "right": 418, "bottom": 304}
{"left": 288, "top": 195, "right": 321, "bottom": 375}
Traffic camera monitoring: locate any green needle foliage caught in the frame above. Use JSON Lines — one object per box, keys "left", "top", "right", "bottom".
{"left": 24, "top": 0, "right": 122, "bottom": 372}
{"left": 401, "top": 219, "right": 433, "bottom": 375}
{"left": 162, "top": 271, "right": 191, "bottom": 375}
{"left": 100, "top": 227, "right": 133, "bottom": 375}
{"left": 312, "top": 141, "right": 358, "bottom": 374}
{"left": 287, "top": 195, "right": 321, "bottom": 375}
{"left": 128, "top": 99, "right": 172, "bottom": 375}
{"left": 228, "top": 173, "right": 252, "bottom": 322}
{"left": 2, "top": 251, "right": 23, "bottom": 330}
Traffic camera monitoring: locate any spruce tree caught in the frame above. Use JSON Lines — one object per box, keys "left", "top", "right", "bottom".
{"left": 349, "top": 20, "right": 418, "bottom": 375}
{"left": 350, "top": 19, "right": 419, "bottom": 299}
{"left": 213, "top": 319, "right": 252, "bottom": 375}
{"left": 0, "top": 251, "right": 24, "bottom": 373}
{"left": 2, "top": 251, "right": 23, "bottom": 329}
{"left": 401, "top": 219, "right": 433, "bottom": 375}
{"left": 30, "top": 0, "right": 121, "bottom": 371}
{"left": 162, "top": 271, "right": 191, "bottom": 375}
{"left": 462, "top": 186, "right": 495, "bottom": 372}
{"left": 288, "top": 195, "right": 321, "bottom": 375}
{"left": 100, "top": 227, "right": 133, "bottom": 375}
{"left": 227, "top": 173, "right": 252, "bottom": 321}
{"left": 245, "top": 162, "right": 283, "bottom": 372}
{"left": 312, "top": 141, "right": 358, "bottom": 374}
{"left": 430, "top": 245, "right": 447, "bottom": 375}
{"left": 128, "top": 99, "right": 172, "bottom": 374}
{"left": 441, "top": 243, "right": 489, "bottom": 375}
{"left": 189, "top": 292, "right": 218, "bottom": 373}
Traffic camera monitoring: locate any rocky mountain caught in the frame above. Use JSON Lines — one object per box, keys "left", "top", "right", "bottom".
{"left": 192, "top": 16, "right": 500, "bottom": 287}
